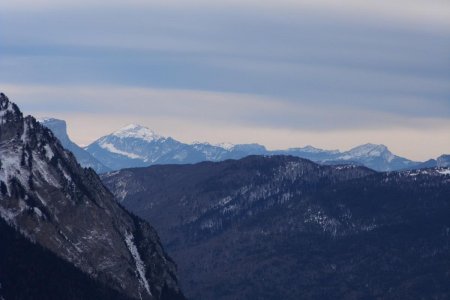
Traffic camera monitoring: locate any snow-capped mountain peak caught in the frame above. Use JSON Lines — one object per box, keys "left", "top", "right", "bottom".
{"left": 333, "top": 143, "right": 409, "bottom": 170}
{"left": 83, "top": 118, "right": 419, "bottom": 172}
{"left": 345, "top": 143, "right": 390, "bottom": 158}
{"left": 214, "top": 142, "right": 235, "bottom": 150}
{"left": 113, "top": 124, "right": 163, "bottom": 142}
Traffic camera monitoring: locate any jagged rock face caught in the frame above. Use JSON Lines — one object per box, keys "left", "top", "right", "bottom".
{"left": 0, "top": 217, "right": 133, "bottom": 300}
{"left": 38, "top": 118, "right": 110, "bottom": 174}
{"left": 0, "top": 93, "right": 184, "bottom": 300}
{"left": 102, "top": 156, "right": 450, "bottom": 299}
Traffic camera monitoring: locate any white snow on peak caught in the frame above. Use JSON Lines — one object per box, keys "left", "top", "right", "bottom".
{"left": 112, "top": 124, "right": 162, "bottom": 142}
{"left": 341, "top": 143, "right": 392, "bottom": 160}
{"left": 215, "top": 142, "right": 235, "bottom": 150}
{"left": 349, "top": 144, "right": 388, "bottom": 156}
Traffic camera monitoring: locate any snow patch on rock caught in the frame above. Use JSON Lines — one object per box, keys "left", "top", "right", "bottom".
{"left": 99, "top": 141, "right": 143, "bottom": 160}
{"left": 125, "top": 232, "right": 152, "bottom": 296}
{"left": 44, "top": 144, "right": 54, "bottom": 160}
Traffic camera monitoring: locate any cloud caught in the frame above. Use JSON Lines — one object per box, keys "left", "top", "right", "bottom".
{"left": 2, "top": 83, "right": 447, "bottom": 128}
{"left": 1, "top": 18, "right": 448, "bottom": 118}
{"left": 0, "top": 1, "right": 449, "bottom": 160}
{"left": 1, "top": 0, "right": 450, "bottom": 30}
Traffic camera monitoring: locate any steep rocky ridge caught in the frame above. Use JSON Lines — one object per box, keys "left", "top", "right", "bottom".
{"left": 0, "top": 93, "right": 184, "bottom": 300}
{"left": 0, "top": 217, "right": 133, "bottom": 300}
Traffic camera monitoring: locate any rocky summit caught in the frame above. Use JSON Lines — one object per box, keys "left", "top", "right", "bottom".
{"left": 0, "top": 93, "right": 185, "bottom": 300}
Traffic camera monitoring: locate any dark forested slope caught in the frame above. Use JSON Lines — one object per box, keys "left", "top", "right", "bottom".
{"left": 103, "top": 156, "right": 450, "bottom": 299}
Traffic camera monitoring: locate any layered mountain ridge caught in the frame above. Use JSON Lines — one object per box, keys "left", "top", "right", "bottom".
{"left": 83, "top": 123, "right": 430, "bottom": 172}
{"left": 415, "top": 154, "right": 450, "bottom": 169}
{"left": 0, "top": 93, "right": 184, "bottom": 300}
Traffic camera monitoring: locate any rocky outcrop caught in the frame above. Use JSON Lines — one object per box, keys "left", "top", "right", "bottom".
{"left": 38, "top": 118, "right": 110, "bottom": 173}
{"left": 0, "top": 93, "right": 184, "bottom": 300}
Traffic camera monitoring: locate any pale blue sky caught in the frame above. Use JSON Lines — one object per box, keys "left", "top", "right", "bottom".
{"left": 0, "top": 0, "right": 449, "bottom": 160}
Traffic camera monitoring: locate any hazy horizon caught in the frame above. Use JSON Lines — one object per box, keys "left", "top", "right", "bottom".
{"left": 32, "top": 115, "right": 429, "bottom": 157}
{"left": 22, "top": 111, "right": 446, "bottom": 162}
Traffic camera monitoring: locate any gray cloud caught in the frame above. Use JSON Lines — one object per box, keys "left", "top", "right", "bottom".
{"left": 0, "top": 0, "right": 449, "bottom": 159}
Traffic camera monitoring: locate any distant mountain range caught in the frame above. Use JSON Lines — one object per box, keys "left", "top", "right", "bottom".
{"left": 39, "top": 120, "right": 448, "bottom": 173}
{"left": 80, "top": 123, "right": 448, "bottom": 172}
{"left": 102, "top": 155, "right": 450, "bottom": 299}
{"left": 415, "top": 155, "right": 450, "bottom": 169}
{"left": 86, "top": 124, "right": 418, "bottom": 172}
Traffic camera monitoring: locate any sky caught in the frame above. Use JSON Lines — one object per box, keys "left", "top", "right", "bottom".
{"left": 0, "top": 0, "right": 449, "bottom": 161}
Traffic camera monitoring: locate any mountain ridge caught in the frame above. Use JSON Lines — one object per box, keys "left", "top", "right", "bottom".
{"left": 0, "top": 93, "right": 185, "bottom": 300}
{"left": 33, "top": 119, "right": 447, "bottom": 173}
{"left": 83, "top": 123, "right": 426, "bottom": 172}
{"left": 102, "top": 155, "right": 450, "bottom": 299}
